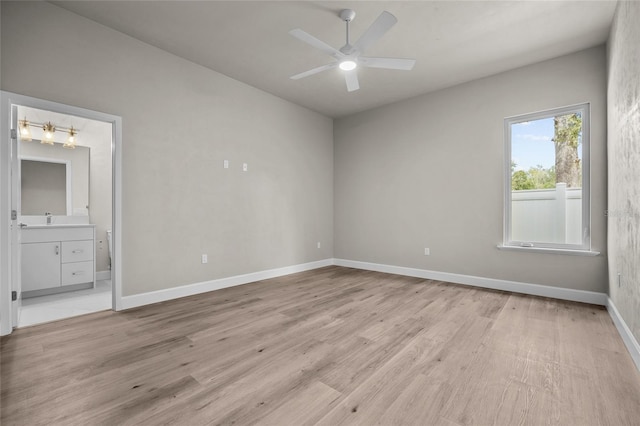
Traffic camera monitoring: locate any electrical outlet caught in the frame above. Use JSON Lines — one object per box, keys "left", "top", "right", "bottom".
{"left": 201, "top": 254, "right": 208, "bottom": 264}
{"left": 317, "top": 242, "right": 321, "bottom": 249}
{"left": 243, "top": 163, "right": 248, "bottom": 172}
{"left": 424, "top": 248, "right": 430, "bottom": 256}
{"left": 223, "top": 160, "right": 229, "bottom": 169}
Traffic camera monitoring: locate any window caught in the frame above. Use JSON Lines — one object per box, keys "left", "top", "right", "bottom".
{"left": 504, "top": 104, "right": 590, "bottom": 251}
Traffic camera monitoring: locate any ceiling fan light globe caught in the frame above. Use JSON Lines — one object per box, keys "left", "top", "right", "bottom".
{"left": 339, "top": 60, "right": 357, "bottom": 71}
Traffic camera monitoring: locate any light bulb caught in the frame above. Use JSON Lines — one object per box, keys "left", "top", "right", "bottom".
{"left": 339, "top": 60, "right": 357, "bottom": 71}
{"left": 42, "top": 122, "right": 55, "bottom": 145}
{"left": 63, "top": 127, "right": 77, "bottom": 149}
{"left": 19, "top": 119, "right": 32, "bottom": 142}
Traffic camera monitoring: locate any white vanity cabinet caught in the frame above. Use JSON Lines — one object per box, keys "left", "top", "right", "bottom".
{"left": 21, "top": 242, "right": 61, "bottom": 291}
{"left": 21, "top": 225, "right": 96, "bottom": 295}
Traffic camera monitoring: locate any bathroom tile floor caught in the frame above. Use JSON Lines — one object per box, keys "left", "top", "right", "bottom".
{"left": 18, "top": 280, "right": 112, "bottom": 328}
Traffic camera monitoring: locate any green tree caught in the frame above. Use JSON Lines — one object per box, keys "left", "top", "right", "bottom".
{"left": 512, "top": 170, "right": 533, "bottom": 190}
{"left": 553, "top": 113, "right": 582, "bottom": 187}
{"left": 528, "top": 165, "right": 556, "bottom": 189}
{"left": 512, "top": 164, "right": 556, "bottom": 191}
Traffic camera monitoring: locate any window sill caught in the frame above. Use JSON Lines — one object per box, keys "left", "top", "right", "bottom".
{"left": 496, "top": 244, "right": 600, "bottom": 256}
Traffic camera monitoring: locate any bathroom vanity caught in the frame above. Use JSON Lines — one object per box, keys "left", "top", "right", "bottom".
{"left": 21, "top": 224, "right": 96, "bottom": 297}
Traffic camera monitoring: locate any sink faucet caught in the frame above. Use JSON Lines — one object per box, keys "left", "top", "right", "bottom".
{"left": 45, "top": 212, "right": 52, "bottom": 225}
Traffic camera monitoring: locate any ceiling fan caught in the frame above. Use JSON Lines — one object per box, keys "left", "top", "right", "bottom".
{"left": 289, "top": 9, "right": 416, "bottom": 92}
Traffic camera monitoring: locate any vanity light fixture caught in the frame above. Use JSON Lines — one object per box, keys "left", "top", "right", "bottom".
{"left": 63, "top": 126, "right": 77, "bottom": 149}
{"left": 42, "top": 122, "right": 56, "bottom": 145}
{"left": 19, "top": 118, "right": 32, "bottom": 141}
{"left": 18, "top": 117, "right": 79, "bottom": 147}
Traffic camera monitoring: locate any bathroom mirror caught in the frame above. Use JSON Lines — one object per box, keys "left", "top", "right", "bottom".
{"left": 20, "top": 142, "right": 90, "bottom": 216}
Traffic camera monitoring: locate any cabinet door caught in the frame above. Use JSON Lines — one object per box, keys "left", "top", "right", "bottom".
{"left": 21, "top": 242, "right": 61, "bottom": 291}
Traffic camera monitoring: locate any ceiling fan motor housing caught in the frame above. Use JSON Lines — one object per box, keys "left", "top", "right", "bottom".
{"left": 339, "top": 9, "right": 356, "bottom": 22}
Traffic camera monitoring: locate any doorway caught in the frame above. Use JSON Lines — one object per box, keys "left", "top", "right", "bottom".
{"left": 0, "top": 92, "right": 122, "bottom": 335}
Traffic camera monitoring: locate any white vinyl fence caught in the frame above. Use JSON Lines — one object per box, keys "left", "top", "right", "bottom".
{"left": 511, "top": 183, "right": 582, "bottom": 245}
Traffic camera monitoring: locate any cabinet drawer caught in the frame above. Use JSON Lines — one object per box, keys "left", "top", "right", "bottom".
{"left": 61, "top": 261, "right": 94, "bottom": 286}
{"left": 61, "top": 240, "right": 93, "bottom": 263}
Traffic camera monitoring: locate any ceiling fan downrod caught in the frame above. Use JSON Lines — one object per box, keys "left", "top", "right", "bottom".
{"left": 339, "top": 9, "right": 356, "bottom": 54}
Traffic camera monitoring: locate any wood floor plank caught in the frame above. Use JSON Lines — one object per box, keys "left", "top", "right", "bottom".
{"left": 376, "top": 373, "right": 461, "bottom": 426}
{"left": 2, "top": 266, "right": 639, "bottom": 425}
{"left": 315, "top": 332, "right": 441, "bottom": 425}
{"left": 255, "top": 380, "right": 342, "bottom": 426}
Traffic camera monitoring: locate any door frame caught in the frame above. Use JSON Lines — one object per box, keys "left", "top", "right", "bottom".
{"left": 1, "top": 91, "right": 123, "bottom": 335}
{"left": 9, "top": 104, "right": 21, "bottom": 328}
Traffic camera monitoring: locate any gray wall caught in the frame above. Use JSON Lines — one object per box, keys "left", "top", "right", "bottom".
{"left": 607, "top": 1, "right": 640, "bottom": 344}
{"left": 334, "top": 47, "right": 608, "bottom": 292}
{"left": 1, "top": 1, "right": 333, "bottom": 296}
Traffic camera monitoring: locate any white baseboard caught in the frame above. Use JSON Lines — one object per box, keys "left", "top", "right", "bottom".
{"left": 607, "top": 298, "right": 640, "bottom": 371}
{"left": 121, "top": 257, "right": 607, "bottom": 311}
{"left": 333, "top": 258, "right": 608, "bottom": 306}
{"left": 121, "top": 259, "right": 333, "bottom": 310}
{"left": 96, "top": 270, "right": 111, "bottom": 281}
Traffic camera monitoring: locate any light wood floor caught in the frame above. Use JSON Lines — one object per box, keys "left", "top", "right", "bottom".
{"left": 2, "top": 266, "right": 639, "bottom": 425}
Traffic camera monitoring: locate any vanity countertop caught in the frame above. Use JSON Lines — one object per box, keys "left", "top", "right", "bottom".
{"left": 21, "top": 224, "right": 96, "bottom": 244}
{"left": 23, "top": 224, "right": 96, "bottom": 229}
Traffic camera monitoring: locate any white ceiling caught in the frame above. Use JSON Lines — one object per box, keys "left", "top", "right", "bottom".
{"left": 51, "top": 1, "right": 617, "bottom": 118}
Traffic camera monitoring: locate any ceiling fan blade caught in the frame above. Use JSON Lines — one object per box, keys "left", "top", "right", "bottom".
{"left": 289, "top": 29, "right": 344, "bottom": 59}
{"left": 344, "top": 70, "right": 360, "bottom": 92}
{"left": 352, "top": 11, "right": 397, "bottom": 54}
{"left": 359, "top": 57, "right": 416, "bottom": 70}
{"left": 290, "top": 62, "right": 337, "bottom": 80}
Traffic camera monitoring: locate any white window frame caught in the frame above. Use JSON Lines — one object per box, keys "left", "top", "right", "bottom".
{"left": 502, "top": 103, "right": 592, "bottom": 254}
